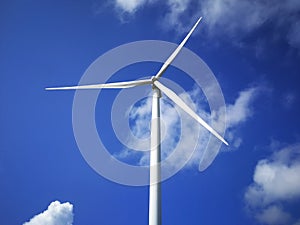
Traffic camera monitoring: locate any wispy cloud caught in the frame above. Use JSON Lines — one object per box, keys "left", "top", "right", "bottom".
{"left": 115, "top": 84, "right": 261, "bottom": 170}
{"left": 110, "top": 0, "right": 300, "bottom": 51}
{"left": 223, "top": 86, "right": 262, "bottom": 148}
{"left": 23, "top": 201, "right": 74, "bottom": 225}
{"left": 226, "top": 87, "right": 258, "bottom": 127}
{"left": 287, "top": 20, "right": 300, "bottom": 49}
{"left": 281, "top": 91, "right": 297, "bottom": 110}
{"left": 114, "top": 0, "right": 148, "bottom": 13}
{"left": 254, "top": 205, "right": 292, "bottom": 225}
{"left": 244, "top": 142, "right": 300, "bottom": 225}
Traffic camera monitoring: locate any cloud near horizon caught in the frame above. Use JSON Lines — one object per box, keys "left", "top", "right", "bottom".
{"left": 244, "top": 143, "right": 300, "bottom": 225}
{"left": 23, "top": 201, "right": 74, "bottom": 225}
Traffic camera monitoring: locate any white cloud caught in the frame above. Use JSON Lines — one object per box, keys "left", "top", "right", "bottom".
{"left": 23, "top": 201, "right": 74, "bottom": 225}
{"left": 116, "top": 93, "right": 183, "bottom": 166}
{"left": 198, "top": 0, "right": 300, "bottom": 53}
{"left": 110, "top": 0, "right": 300, "bottom": 51}
{"left": 254, "top": 161, "right": 300, "bottom": 201}
{"left": 160, "top": 91, "right": 207, "bottom": 169}
{"left": 226, "top": 87, "right": 258, "bottom": 127}
{"left": 255, "top": 205, "right": 292, "bottom": 225}
{"left": 245, "top": 143, "right": 300, "bottom": 225}
{"left": 129, "top": 97, "right": 152, "bottom": 139}
{"left": 219, "top": 86, "right": 261, "bottom": 150}
{"left": 200, "top": 0, "right": 272, "bottom": 37}
{"left": 114, "top": 0, "right": 148, "bottom": 13}
{"left": 162, "top": 0, "right": 194, "bottom": 32}
{"left": 116, "top": 84, "right": 260, "bottom": 170}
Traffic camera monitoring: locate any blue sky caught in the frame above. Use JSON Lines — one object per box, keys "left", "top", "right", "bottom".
{"left": 1, "top": 0, "right": 300, "bottom": 225}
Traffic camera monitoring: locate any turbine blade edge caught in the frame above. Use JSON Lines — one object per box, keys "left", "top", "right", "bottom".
{"left": 45, "top": 79, "right": 152, "bottom": 90}
{"left": 154, "top": 17, "right": 202, "bottom": 79}
{"left": 154, "top": 80, "right": 228, "bottom": 146}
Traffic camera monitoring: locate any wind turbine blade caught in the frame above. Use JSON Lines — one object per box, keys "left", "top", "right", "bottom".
{"left": 154, "top": 81, "right": 228, "bottom": 146}
{"left": 154, "top": 17, "right": 202, "bottom": 79}
{"left": 45, "top": 79, "right": 152, "bottom": 90}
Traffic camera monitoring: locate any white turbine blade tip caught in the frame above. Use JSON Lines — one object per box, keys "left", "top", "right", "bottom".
{"left": 45, "top": 86, "right": 79, "bottom": 90}
{"left": 45, "top": 87, "right": 64, "bottom": 90}
{"left": 154, "top": 17, "right": 203, "bottom": 79}
{"left": 221, "top": 138, "right": 229, "bottom": 146}
{"left": 45, "top": 87, "right": 71, "bottom": 90}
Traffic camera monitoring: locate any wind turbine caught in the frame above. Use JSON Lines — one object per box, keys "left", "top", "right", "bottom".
{"left": 46, "top": 17, "right": 228, "bottom": 225}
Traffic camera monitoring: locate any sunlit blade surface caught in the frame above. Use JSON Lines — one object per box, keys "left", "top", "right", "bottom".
{"left": 154, "top": 17, "right": 202, "bottom": 79}
{"left": 154, "top": 81, "right": 228, "bottom": 146}
{"left": 45, "top": 79, "right": 152, "bottom": 90}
